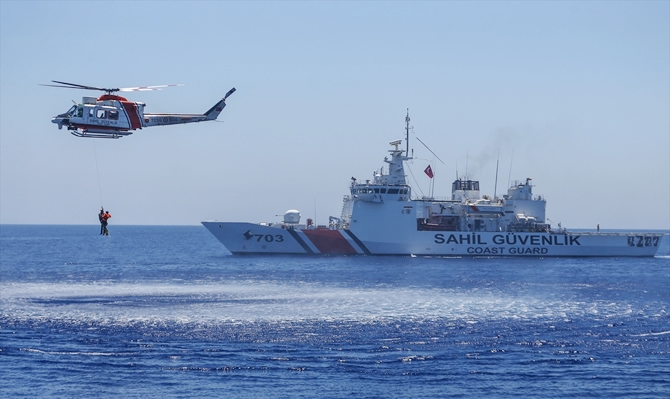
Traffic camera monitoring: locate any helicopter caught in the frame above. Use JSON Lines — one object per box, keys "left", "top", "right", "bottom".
{"left": 43, "top": 80, "right": 236, "bottom": 138}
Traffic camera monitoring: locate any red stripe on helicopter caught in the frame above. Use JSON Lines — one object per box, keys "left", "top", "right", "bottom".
{"left": 98, "top": 94, "right": 128, "bottom": 102}
{"left": 121, "top": 102, "right": 143, "bottom": 129}
{"left": 302, "top": 229, "right": 358, "bottom": 254}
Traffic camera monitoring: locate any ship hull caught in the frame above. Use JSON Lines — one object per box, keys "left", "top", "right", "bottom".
{"left": 202, "top": 222, "right": 664, "bottom": 257}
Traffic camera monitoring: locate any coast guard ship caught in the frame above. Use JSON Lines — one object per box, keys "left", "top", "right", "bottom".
{"left": 203, "top": 114, "right": 664, "bottom": 257}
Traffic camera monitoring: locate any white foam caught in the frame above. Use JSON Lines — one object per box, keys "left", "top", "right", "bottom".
{"left": 0, "top": 281, "right": 658, "bottom": 325}
{"left": 631, "top": 330, "right": 670, "bottom": 337}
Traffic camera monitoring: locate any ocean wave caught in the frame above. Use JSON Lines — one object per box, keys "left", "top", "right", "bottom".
{"left": 1, "top": 281, "right": 664, "bottom": 326}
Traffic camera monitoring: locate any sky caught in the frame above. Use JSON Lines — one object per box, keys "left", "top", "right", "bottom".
{"left": 1, "top": 1, "right": 668, "bottom": 229}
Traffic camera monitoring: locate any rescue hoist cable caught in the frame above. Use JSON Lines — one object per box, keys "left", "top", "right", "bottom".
{"left": 92, "top": 140, "right": 104, "bottom": 208}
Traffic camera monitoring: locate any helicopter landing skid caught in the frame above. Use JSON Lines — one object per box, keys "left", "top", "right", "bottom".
{"left": 70, "top": 130, "right": 132, "bottom": 139}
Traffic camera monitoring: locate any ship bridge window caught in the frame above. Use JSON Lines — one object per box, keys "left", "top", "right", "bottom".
{"left": 96, "top": 109, "right": 107, "bottom": 119}
{"left": 388, "top": 188, "right": 399, "bottom": 194}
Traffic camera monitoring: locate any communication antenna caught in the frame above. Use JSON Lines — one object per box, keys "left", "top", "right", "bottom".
{"left": 415, "top": 136, "right": 445, "bottom": 165}
{"left": 493, "top": 151, "right": 500, "bottom": 199}
{"left": 507, "top": 149, "right": 514, "bottom": 188}
{"left": 405, "top": 109, "right": 410, "bottom": 155}
{"left": 430, "top": 161, "right": 436, "bottom": 199}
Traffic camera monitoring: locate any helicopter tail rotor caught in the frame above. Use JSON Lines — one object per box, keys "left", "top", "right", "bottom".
{"left": 204, "top": 87, "right": 236, "bottom": 120}
{"left": 224, "top": 87, "right": 236, "bottom": 100}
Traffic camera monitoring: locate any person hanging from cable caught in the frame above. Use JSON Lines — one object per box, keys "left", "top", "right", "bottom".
{"left": 101, "top": 210, "right": 111, "bottom": 236}
{"left": 98, "top": 208, "right": 105, "bottom": 235}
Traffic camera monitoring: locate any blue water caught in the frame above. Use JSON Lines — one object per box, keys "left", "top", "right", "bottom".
{"left": 1, "top": 225, "right": 669, "bottom": 398}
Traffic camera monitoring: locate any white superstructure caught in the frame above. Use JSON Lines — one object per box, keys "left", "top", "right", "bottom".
{"left": 203, "top": 113, "right": 664, "bottom": 257}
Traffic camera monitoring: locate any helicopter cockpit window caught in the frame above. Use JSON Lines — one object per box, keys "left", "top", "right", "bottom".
{"left": 66, "top": 105, "right": 77, "bottom": 116}
{"left": 108, "top": 110, "right": 119, "bottom": 120}
{"left": 77, "top": 107, "right": 83, "bottom": 118}
{"left": 96, "top": 109, "right": 107, "bottom": 119}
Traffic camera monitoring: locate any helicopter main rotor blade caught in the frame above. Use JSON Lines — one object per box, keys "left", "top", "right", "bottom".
{"left": 39, "top": 83, "right": 111, "bottom": 91}
{"left": 118, "top": 84, "right": 184, "bottom": 92}
{"left": 50, "top": 80, "right": 113, "bottom": 91}
{"left": 42, "top": 81, "right": 183, "bottom": 94}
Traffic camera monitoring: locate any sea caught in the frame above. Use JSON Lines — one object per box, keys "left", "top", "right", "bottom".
{"left": 1, "top": 225, "right": 668, "bottom": 398}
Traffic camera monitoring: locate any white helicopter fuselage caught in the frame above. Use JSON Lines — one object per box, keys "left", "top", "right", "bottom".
{"left": 50, "top": 88, "right": 235, "bottom": 138}
{"left": 53, "top": 95, "right": 146, "bottom": 137}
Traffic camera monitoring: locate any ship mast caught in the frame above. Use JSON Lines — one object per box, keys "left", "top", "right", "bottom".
{"left": 405, "top": 109, "right": 410, "bottom": 156}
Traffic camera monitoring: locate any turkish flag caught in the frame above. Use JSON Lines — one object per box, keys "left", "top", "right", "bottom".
{"left": 424, "top": 165, "right": 434, "bottom": 178}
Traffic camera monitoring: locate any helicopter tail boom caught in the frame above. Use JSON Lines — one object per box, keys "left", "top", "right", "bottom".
{"left": 203, "top": 98, "right": 227, "bottom": 121}
{"left": 143, "top": 88, "right": 236, "bottom": 127}
{"left": 204, "top": 87, "right": 236, "bottom": 120}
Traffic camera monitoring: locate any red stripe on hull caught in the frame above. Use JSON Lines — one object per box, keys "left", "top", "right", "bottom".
{"left": 302, "top": 229, "right": 358, "bottom": 254}
{"left": 121, "top": 101, "right": 142, "bottom": 129}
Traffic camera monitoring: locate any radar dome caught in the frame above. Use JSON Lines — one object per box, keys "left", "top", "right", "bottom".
{"left": 284, "top": 210, "right": 301, "bottom": 224}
